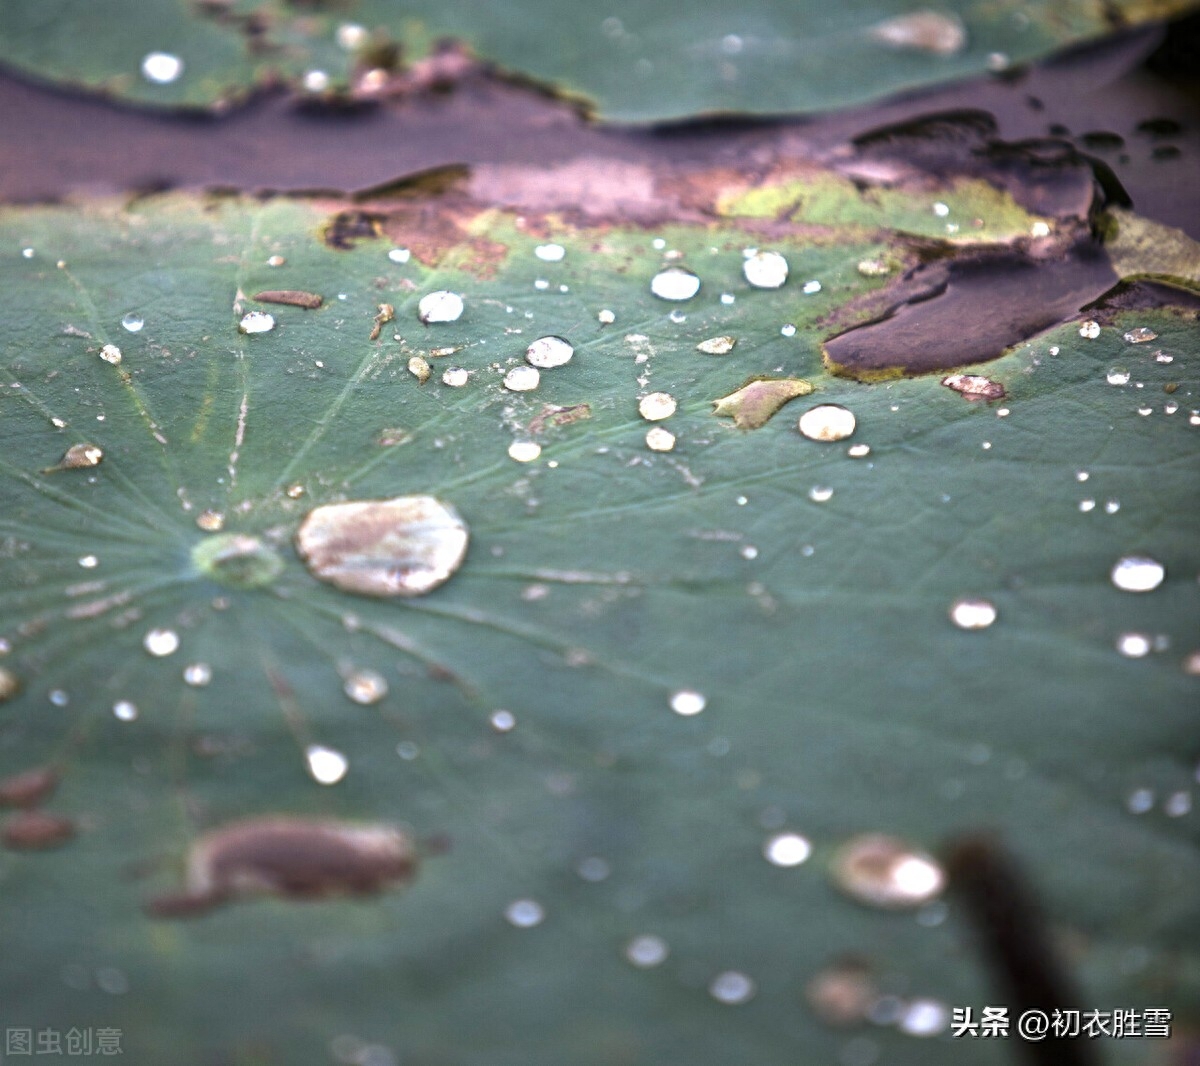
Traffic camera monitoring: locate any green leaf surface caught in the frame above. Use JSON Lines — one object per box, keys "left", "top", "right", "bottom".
{"left": 0, "top": 175, "right": 1197, "bottom": 1066}
{"left": 0, "top": 0, "right": 1197, "bottom": 121}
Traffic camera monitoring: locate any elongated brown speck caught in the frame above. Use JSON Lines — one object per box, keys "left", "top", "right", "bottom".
{"left": 253, "top": 290, "right": 324, "bottom": 309}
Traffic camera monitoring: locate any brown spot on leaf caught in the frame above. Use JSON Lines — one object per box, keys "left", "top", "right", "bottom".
{"left": 942, "top": 374, "right": 1006, "bottom": 401}
{"left": 321, "top": 209, "right": 387, "bottom": 250}
{"left": 369, "top": 302, "right": 395, "bottom": 340}
{"left": 44, "top": 442, "right": 103, "bottom": 473}
{"left": 0, "top": 766, "right": 59, "bottom": 808}
{"left": 712, "top": 377, "right": 814, "bottom": 430}
{"left": 3, "top": 809, "right": 76, "bottom": 850}
{"left": 805, "top": 957, "right": 879, "bottom": 1027}
{"left": 527, "top": 403, "right": 592, "bottom": 434}
{"left": 145, "top": 816, "right": 418, "bottom": 917}
{"left": 253, "top": 289, "right": 324, "bottom": 309}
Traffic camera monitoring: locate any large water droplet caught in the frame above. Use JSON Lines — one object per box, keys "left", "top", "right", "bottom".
{"left": 296, "top": 496, "right": 469, "bottom": 598}
{"left": 534, "top": 243, "right": 565, "bottom": 262}
{"left": 639, "top": 393, "right": 677, "bottom": 421}
{"left": 191, "top": 533, "right": 284, "bottom": 589}
{"left": 743, "top": 251, "right": 788, "bottom": 289}
{"left": 306, "top": 745, "right": 349, "bottom": 785}
{"left": 507, "top": 441, "right": 542, "bottom": 463}
{"left": 949, "top": 598, "right": 997, "bottom": 630}
{"left": 418, "top": 291, "right": 464, "bottom": 324}
{"left": 709, "top": 971, "right": 756, "bottom": 1005}
{"left": 525, "top": 336, "right": 574, "bottom": 369}
{"left": 1111, "top": 555, "right": 1164, "bottom": 592}
{"left": 650, "top": 267, "right": 700, "bottom": 301}
{"left": 504, "top": 899, "right": 545, "bottom": 928}
{"left": 504, "top": 366, "right": 540, "bottom": 392}
{"left": 669, "top": 689, "right": 706, "bottom": 716}
{"left": 1123, "top": 327, "right": 1158, "bottom": 344}
{"left": 1106, "top": 367, "right": 1131, "bottom": 385}
{"left": 441, "top": 367, "right": 468, "bottom": 387}
{"left": 143, "top": 628, "right": 180, "bottom": 657}
{"left": 121, "top": 313, "right": 144, "bottom": 333}
{"left": 52, "top": 443, "right": 104, "bottom": 470}
{"left": 644, "top": 427, "right": 676, "bottom": 452}
{"left": 344, "top": 669, "right": 388, "bottom": 705}
{"left": 764, "top": 832, "right": 812, "bottom": 867}
{"left": 798, "top": 404, "right": 856, "bottom": 442}
{"left": 625, "top": 935, "right": 669, "bottom": 968}
{"left": 141, "top": 52, "right": 184, "bottom": 84}
{"left": 831, "top": 833, "right": 945, "bottom": 908}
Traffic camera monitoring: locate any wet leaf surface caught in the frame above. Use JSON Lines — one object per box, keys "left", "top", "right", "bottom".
{"left": 0, "top": 169, "right": 1198, "bottom": 1065}
{"left": 0, "top": 0, "right": 1197, "bottom": 121}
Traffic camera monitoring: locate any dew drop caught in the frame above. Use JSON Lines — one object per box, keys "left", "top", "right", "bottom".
{"left": 183, "top": 663, "right": 212, "bottom": 687}
{"left": 533, "top": 279, "right": 550, "bottom": 291}
{"left": 504, "top": 899, "right": 544, "bottom": 928}
{"left": 669, "top": 689, "right": 706, "bottom": 716}
{"left": 1127, "top": 787, "right": 1154, "bottom": 814}
{"left": 1164, "top": 791, "right": 1192, "bottom": 817}
{"left": 780, "top": 324, "right": 797, "bottom": 337}
{"left": 141, "top": 52, "right": 184, "bottom": 84}
{"left": 534, "top": 243, "right": 565, "bottom": 262}
{"left": 441, "top": 367, "right": 468, "bottom": 387}
{"left": 831, "top": 833, "right": 945, "bottom": 908}
{"left": 638, "top": 393, "right": 677, "bottom": 421}
{"left": 99, "top": 344, "right": 122, "bottom": 365}
{"left": 625, "top": 935, "right": 669, "bottom": 968}
{"left": 740, "top": 545, "right": 759, "bottom": 560}
{"left": 112, "top": 700, "right": 138, "bottom": 722}
{"left": 238, "top": 311, "right": 275, "bottom": 334}
{"left": 143, "top": 628, "right": 180, "bottom": 657}
{"left": 1079, "top": 320, "right": 1101, "bottom": 339}
{"left": 644, "top": 427, "right": 676, "bottom": 452}
{"left": 507, "top": 441, "right": 542, "bottom": 463}
{"left": 899, "top": 999, "right": 950, "bottom": 1037}
{"left": 53, "top": 443, "right": 103, "bottom": 470}
{"left": 1154, "top": 349, "right": 1174, "bottom": 364}
{"left": 267, "top": 255, "right": 286, "bottom": 267}
{"left": 802, "top": 279, "right": 822, "bottom": 295}
{"left": 20, "top": 247, "right": 34, "bottom": 259}
{"left": 296, "top": 496, "right": 469, "bottom": 598}
{"left": 1104, "top": 499, "right": 1120, "bottom": 514}
{"left": 120, "top": 313, "right": 144, "bottom": 333}
{"left": 1079, "top": 499, "right": 1096, "bottom": 512}
{"left": 336, "top": 22, "right": 368, "bottom": 50}
{"left": 525, "top": 336, "right": 574, "bottom": 368}
{"left": 418, "top": 291, "right": 464, "bottom": 324}
{"left": 798, "top": 404, "right": 856, "bottom": 442}
{"left": 764, "top": 832, "right": 812, "bottom": 867}
{"left": 598, "top": 309, "right": 616, "bottom": 325}
{"left": 932, "top": 202, "right": 950, "bottom": 217}
{"left": 847, "top": 443, "right": 871, "bottom": 458}
{"left": 78, "top": 555, "right": 98, "bottom": 568}
{"left": 344, "top": 669, "right": 388, "bottom": 705}
{"left": 1137, "top": 405, "right": 1153, "bottom": 417}
{"left": 489, "top": 709, "right": 516, "bottom": 732}
{"left": 743, "top": 251, "right": 789, "bottom": 289}
{"left": 195, "top": 509, "right": 225, "bottom": 532}
{"left": 1030, "top": 221, "right": 1051, "bottom": 238}
{"left": 697, "top": 335, "right": 736, "bottom": 355}
{"left": 1116, "top": 633, "right": 1152, "bottom": 658}
{"left": 949, "top": 598, "right": 997, "bottom": 630}
{"left": 1106, "top": 367, "right": 1131, "bottom": 385}
{"left": 504, "top": 365, "right": 540, "bottom": 392}
{"left": 870, "top": 10, "right": 966, "bottom": 54}
{"left": 720, "top": 293, "right": 736, "bottom": 305}
{"left": 710, "top": 971, "right": 756, "bottom": 1005}
{"left": 48, "top": 689, "right": 68, "bottom": 707}
{"left": 650, "top": 267, "right": 700, "bottom": 301}
{"left": 1124, "top": 327, "right": 1158, "bottom": 344}
{"left": 808, "top": 486, "right": 834, "bottom": 503}
{"left": 1110, "top": 556, "right": 1165, "bottom": 593}
{"left": 305, "top": 745, "right": 348, "bottom": 785}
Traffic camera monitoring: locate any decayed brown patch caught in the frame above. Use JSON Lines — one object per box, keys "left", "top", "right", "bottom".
{"left": 0, "top": 766, "right": 59, "bottom": 808}
{"left": 942, "top": 374, "right": 1006, "bottom": 402}
{"left": 2, "top": 810, "right": 76, "bottom": 850}
{"left": 253, "top": 289, "right": 324, "bottom": 309}
{"left": 527, "top": 403, "right": 592, "bottom": 435}
{"left": 321, "top": 209, "right": 387, "bottom": 250}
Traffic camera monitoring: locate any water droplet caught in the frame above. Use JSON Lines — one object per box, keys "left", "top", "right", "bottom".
{"left": 1104, "top": 499, "right": 1120, "bottom": 514}
{"left": 1079, "top": 499, "right": 1096, "bottom": 512}
{"left": 394, "top": 741, "right": 419, "bottom": 761}
{"left": 932, "top": 202, "right": 950, "bottom": 217}
{"left": 668, "top": 310, "right": 687, "bottom": 325}
{"left": 1076, "top": 470, "right": 1090, "bottom": 482}
{"left": 1154, "top": 349, "right": 1174, "bottom": 364}
{"left": 644, "top": 427, "right": 676, "bottom": 452}
{"left": 534, "top": 243, "right": 565, "bottom": 262}
{"left": 99, "top": 344, "right": 122, "bottom": 365}
{"left": 301, "top": 69, "right": 330, "bottom": 93}
{"left": 525, "top": 336, "right": 573, "bottom": 368}
{"left": 625, "top": 934, "right": 669, "bottom": 968}
{"left": 710, "top": 971, "right": 756, "bottom": 1005}
{"left": 870, "top": 10, "right": 966, "bottom": 54}
{"left": 20, "top": 247, "right": 34, "bottom": 259}
{"left": 1107, "top": 367, "right": 1131, "bottom": 385}
{"left": 1124, "top": 327, "right": 1158, "bottom": 344}
{"left": 1127, "top": 787, "right": 1154, "bottom": 814}
{"left": 764, "top": 832, "right": 812, "bottom": 867}
{"left": 180, "top": 663, "right": 212, "bottom": 688}
{"left": 1164, "top": 791, "right": 1192, "bottom": 817}
{"left": 740, "top": 545, "right": 759, "bottom": 560}
{"left": 1111, "top": 555, "right": 1165, "bottom": 593}
{"left": 899, "top": 999, "right": 950, "bottom": 1037}
{"left": 387, "top": 247, "right": 411, "bottom": 264}
{"left": 50, "top": 443, "right": 104, "bottom": 471}
{"left": 669, "top": 689, "right": 706, "bottom": 716}
{"left": 831, "top": 833, "right": 945, "bottom": 908}
{"left": 577, "top": 856, "right": 611, "bottom": 882}
{"left": 490, "top": 709, "right": 516, "bottom": 732}
{"left": 418, "top": 291, "right": 464, "bottom": 324}
{"left": 847, "top": 443, "right": 871, "bottom": 458}
{"left": 504, "top": 899, "right": 544, "bottom": 928}
{"left": 508, "top": 440, "right": 543, "bottom": 464}
{"left": 720, "top": 293, "right": 736, "bottom": 305}
{"left": 597, "top": 309, "right": 616, "bottom": 324}
{"left": 195, "top": 509, "right": 225, "bottom": 532}
{"left": 802, "top": 279, "right": 822, "bottom": 295}
{"left": 987, "top": 51, "right": 1010, "bottom": 71}
{"left": 1116, "top": 633, "right": 1152, "bottom": 658}
{"left": 143, "top": 628, "right": 180, "bottom": 657}
{"left": 141, "top": 52, "right": 184, "bottom": 84}
{"left": 1184, "top": 651, "right": 1200, "bottom": 676}
{"left": 697, "top": 336, "right": 736, "bottom": 355}
{"left": 238, "top": 311, "right": 275, "bottom": 334}
{"left": 48, "top": 689, "right": 69, "bottom": 707}
{"left": 267, "top": 255, "right": 286, "bottom": 267}
{"left": 533, "top": 278, "right": 550, "bottom": 291}
{"left": 78, "top": 555, "right": 98, "bottom": 568}
{"left": 949, "top": 598, "right": 997, "bottom": 630}
{"left": 798, "top": 404, "right": 856, "bottom": 442}
{"left": 305, "top": 745, "right": 348, "bottom": 785}
{"left": 1137, "top": 405, "right": 1153, "bottom": 417}
{"left": 651, "top": 238, "right": 667, "bottom": 250}
{"left": 742, "top": 251, "right": 788, "bottom": 289}
{"left": 296, "top": 496, "right": 469, "bottom": 598}
{"left": 343, "top": 668, "right": 387, "bottom": 705}
{"left": 1165, "top": 401, "right": 1179, "bottom": 415}
{"left": 503, "top": 366, "right": 540, "bottom": 392}
{"left": 650, "top": 267, "right": 700, "bottom": 301}
{"left": 1030, "top": 221, "right": 1051, "bottom": 238}
{"left": 336, "top": 22, "right": 368, "bottom": 50}
{"left": 441, "top": 367, "right": 468, "bottom": 387}
{"left": 1079, "top": 320, "right": 1101, "bottom": 339}
{"left": 638, "top": 392, "right": 677, "bottom": 421}
{"left": 120, "top": 312, "right": 145, "bottom": 333}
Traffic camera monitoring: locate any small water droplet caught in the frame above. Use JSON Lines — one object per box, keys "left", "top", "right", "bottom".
{"left": 577, "top": 856, "right": 611, "bottom": 882}
{"left": 802, "top": 279, "right": 822, "bottom": 295}
{"left": 899, "top": 999, "right": 950, "bottom": 1037}
{"left": 533, "top": 278, "right": 550, "bottom": 291}
{"left": 798, "top": 404, "right": 856, "bottom": 442}
{"left": 20, "top": 247, "right": 34, "bottom": 259}
{"left": 181, "top": 663, "right": 211, "bottom": 687}
{"left": 418, "top": 291, "right": 464, "bottom": 324}
{"left": 1137, "top": 404, "right": 1153, "bottom": 416}
{"left": 112, "top": 700, "right": 138, "bottom": 722}
{"left": 336, "top": 22, "right": 368, "bottom": 49}
{"left": 808, "top": 486, "right": 834, "bottom": 503}
{"left": 650, "top": 267, "right": 700, "bottom": 301}
{"left": 1079, "top": 499, "right": 1096, "bottom": 512}
{"left": 932, "top": 202, "right": 950, "bottom": 217}
{"left": 1116, "top": 632, "right": 1152, "bottom": 658}
{"left": 143, "top": 628, "right": 180, "bottom": 657}
{"left": 266, "top": 254, "right": 286, "bottom": 267}
{"left": 534, "top": 243, "right": 565, "bottom": 262}
{"left": 1106, "top": 366, "right": 1131, "bottom": 385}
{"left": 710, "top": 971, "right": 756, "bottom": 1005}
{"left": 490, "top": 709, "right": 516, "bottom": 732}
{"left": 1127, "top": 787, "right": 1154, "bottom": 814}
{"left": 504, "top": 365, "right": 540, "bottom": 392}
{"left": 831, "top": 833, "right": 945, "bottom": 908}
{"left": 395, "top": 741, "right": 419, "bottom": 761}
{"left": 387, "top": 247, "right": 411, "bottom": 264}
{"left": 949, "top": 598, "right": 997, "bottom": 630}
{"left": 525, "top": 336, "right": 573, "bottom": 368}
{"left": 669, "top": 689, "right": 706, "bottom": 716}
{"left": 441, "top": 367, "right": 468, "bottom": 387}
{"left": 305, "top": 744, "right": 348, "bottom": 785}
{"left": 1124, "top": 327, "right": 1158, "bottom": 344}
{"left": 1079, "top": 320, "right": 1101, "bottom": 339}
{"left": 344, "top": 668, "right": 387, "bottom": 705}
{"left": 638, "top": 392, "right": 677, "bottom": 421}
{"left": 1104, "top": 499, "right": 1121, "bottom": 514}
{"left": 78, "top": 555, "right": 98, "bottom": 568}
{"left": 1111, "top": 555, "right": 1165, "bottom": 593}
{"left": 507, "top": 441, "right": 542, "bottom": 463}
{"left": 597, "top": 309, "right": 616, "bottom": 324}
{"left": 1164, "top": 791, "right": 1192, "bottom": 817}
{"left": 720, "top": 293, "right": 736, "bottom": 305}
{"left": 847, "top": 443, "right": 871, "bottom": 458}
{"left": 1154, "top": 349, "right": 1174, "bottom": 364}
{"left": 1030, "top": 220, "right": 1051, "bottom": 238}
{"left": 651, "top": 238, "right": 667, "bottom": 250}
{"left": 48, "top": 689, "right": 69, "bottom": 707}
{"left": 238, "top": 311, "right": 275, "bottom": 334}
{"left": 764, "top": 832, "right": 811, "bottom": 867}
{"left": 625, "top": 934, "right": 669, "bottom": 968}
{"left": 141, "top": 52, "right": 184, "bottom": 84}
{"left": 1076, "top": 470, "right": 1090, "bottom": 482}
{"left": 740, "top": 545, "right": 759, "bottom": 560}
{"left": 195, "top": 509, "right": 225, "bottom": 532}
{"left": 743, "top": 251, "right": 788, "bottom": 289}
{"left": 644, "top": 427, "right": 676, "bottom": 452}
{"left": 697, "top": 335, "right": 736, "bottom": 355}
{"left": 120, "top": 313, "right": 144, "bottom": 333}
{"left": 99, "top": 344, "right": 122, "bottom": 365}
{"left": 505, "top": 899, "right": 544, "bottom": 928}
{"left": 1164, "top": 401, "right": 1179, "bottom": 415}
